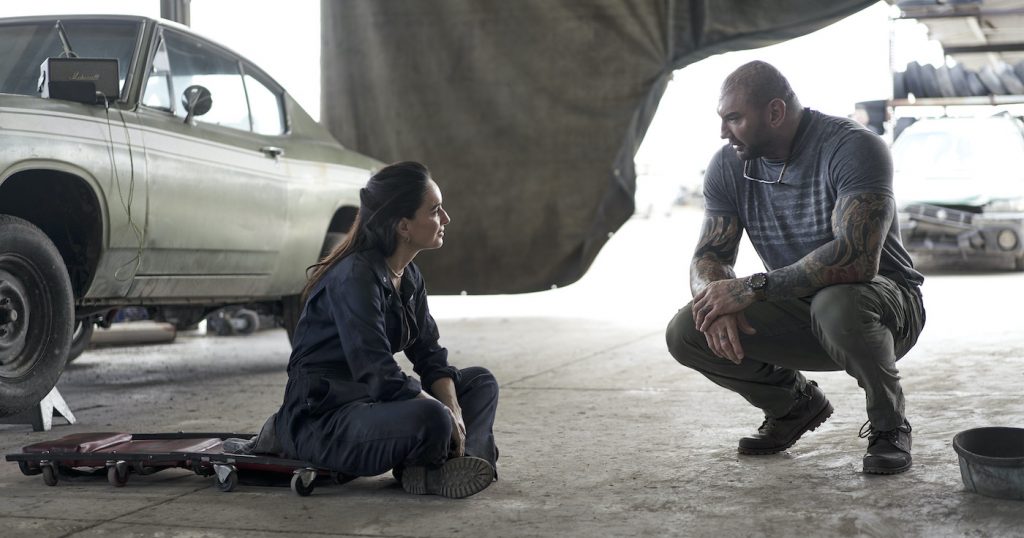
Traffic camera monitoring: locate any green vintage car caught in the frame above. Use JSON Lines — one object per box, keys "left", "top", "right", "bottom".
{"left": 0, "top": 15, "right": 377, "bottom": 416}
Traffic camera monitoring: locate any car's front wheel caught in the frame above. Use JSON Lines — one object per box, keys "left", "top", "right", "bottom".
{"left": 0, "top": 215, "right": 74, "bottom": 417}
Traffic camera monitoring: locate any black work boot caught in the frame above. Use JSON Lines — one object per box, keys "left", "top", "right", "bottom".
{"left": 738, "top": 381, "right": 834, "bottom": 455}
{"left": 861, "top": 419, "right": 912, "bottom": 474}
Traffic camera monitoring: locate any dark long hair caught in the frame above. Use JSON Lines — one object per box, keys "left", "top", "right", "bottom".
{"left": 302, "top": 161, "right": 432, "bottom": 299}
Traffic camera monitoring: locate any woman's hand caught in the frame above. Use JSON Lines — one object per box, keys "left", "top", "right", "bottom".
{"left": 447, "top": 407, "right": 467, "bottom": 457}
{"left": 415, "top": 389, "right": 466, "bottom": 456}
{"left": 429, "top": 378, "right": 466, "bottom": 457}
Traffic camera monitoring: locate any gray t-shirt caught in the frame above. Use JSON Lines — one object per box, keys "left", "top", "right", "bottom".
{"left": 703, "top": 109, "right": 924, "bottom": 288}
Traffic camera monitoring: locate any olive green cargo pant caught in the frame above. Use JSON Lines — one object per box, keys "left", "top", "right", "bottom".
{"left": 665, "top": 275, "right": 925, "bottom": 431}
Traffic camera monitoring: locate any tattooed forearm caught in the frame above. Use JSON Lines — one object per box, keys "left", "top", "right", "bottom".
{"left": 690, "top": 214, "right": 743, "bottom": 296}
{"left": 764, "top": 193, "right": 892, "bottom": 301}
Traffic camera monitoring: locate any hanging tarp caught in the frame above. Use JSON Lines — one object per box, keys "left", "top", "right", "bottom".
{"left": 321, "top": 0, "right": 874, "bottom": 294}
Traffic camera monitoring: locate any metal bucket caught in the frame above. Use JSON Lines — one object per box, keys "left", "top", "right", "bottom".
{"left": 953, "top": 427, "right": 1024, "bottom": 501}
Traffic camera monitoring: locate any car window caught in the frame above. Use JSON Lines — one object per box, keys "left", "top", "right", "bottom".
{"left": 162, "top": 29, "right": 250, "bottom": 131}
{"left": 141, "top": 34, "right": 172, "bottom": 110}
{"left": 0, "top": 19, "right": 140, "bottom": 97}
{"left": 244, "top": 72, "right": 284, "bottom": 135}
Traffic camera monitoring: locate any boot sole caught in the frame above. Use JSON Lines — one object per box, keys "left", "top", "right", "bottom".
{"left": 401, "top": 457, "right": 495, "bottom": 499}
{"left": 863, "top": 460, "right": 912, "bottom": 475}
{"left": 738, "top": 400, "right": 834, "bottom": 455}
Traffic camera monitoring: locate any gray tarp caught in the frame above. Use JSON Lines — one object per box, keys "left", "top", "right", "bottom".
{"left": 321, "top": 0, "right": 875, "bottom": 294}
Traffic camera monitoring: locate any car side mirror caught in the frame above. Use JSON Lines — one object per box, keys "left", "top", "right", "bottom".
{"left": 181, "top": 85, "right": 212, "bottom": 125}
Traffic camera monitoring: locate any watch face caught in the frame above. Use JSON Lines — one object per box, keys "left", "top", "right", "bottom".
{"left": 750, "top": 273, "right": 767, "bottom": 290}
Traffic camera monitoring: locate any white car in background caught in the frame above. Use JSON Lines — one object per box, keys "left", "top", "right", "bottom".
{"left": 894, "top": 114, "right": 1024, "bottom": 270}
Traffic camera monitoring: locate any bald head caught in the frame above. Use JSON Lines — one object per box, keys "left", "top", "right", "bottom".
{"left": 717, "top": 61, "right": 805, "bottom": 161}
{"left": 722, "top": 61, "right": 798, "bottom": 109}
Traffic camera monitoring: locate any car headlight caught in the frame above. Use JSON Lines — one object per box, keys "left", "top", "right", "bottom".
{"left": 997, "top": 229, "right": 1019, "bottom": 251}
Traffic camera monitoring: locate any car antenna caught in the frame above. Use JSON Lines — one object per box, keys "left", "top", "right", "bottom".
{"left": 54, "top": 20, "right": 78, "bottom": 58}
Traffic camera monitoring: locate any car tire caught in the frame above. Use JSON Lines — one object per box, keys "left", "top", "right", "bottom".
{"left": 949, "top": 64, "right": 971, "bottom": 97}
{"left": 904, "top": 62, "right": 924, "bottom": 98}
{"left": 966, "top": 71, "right": 988, "bottom": 96}
{"left": 234, "top": 309, "right": 260, "bottom": 335}
{"left": 0, "top": 215, "right": 74, "bottom": 417}
{"left": 66, "top": 320, "right": 94, "bottom": 363}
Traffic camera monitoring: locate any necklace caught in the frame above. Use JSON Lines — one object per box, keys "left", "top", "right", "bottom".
{"left": 387, "top": 264, "right": 404, "bottom": 279}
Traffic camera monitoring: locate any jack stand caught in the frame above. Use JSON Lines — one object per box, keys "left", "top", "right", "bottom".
{"left": 0, "top": 387, "right": 77, "bottom": 431}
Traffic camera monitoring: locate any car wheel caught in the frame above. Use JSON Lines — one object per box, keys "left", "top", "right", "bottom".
{"left": 233, "top": 309, "right": 260, "bottom": 335}
{"left": 66, "top": 320, "right": 94, "bottom": 363}
{"left": 0, "top": 215, "right": 74, "bottom": 417}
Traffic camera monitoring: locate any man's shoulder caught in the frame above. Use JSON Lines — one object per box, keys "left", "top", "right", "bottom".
{"left": 810, "top": 110, "right": 881, "bottom": 144}
{"left": 804, "top": 110, "right": 888, "bottom": 160}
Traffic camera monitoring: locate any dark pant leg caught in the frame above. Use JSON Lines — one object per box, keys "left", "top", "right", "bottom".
{"left": 666, "top": 297, "right": 833, "bottom": 418}
{"left": 809, "top": 275, "right": 925, "bottom": 430}
{"left": 315, "top": 367, "right": 498, "bottom": 477}
{"left": 449, "top": 366, "right": 500, "bottom": 469}
{"left": 319, "top": 398, "right": 453, "bottom": 476}
{"left": 666, "top": 276, "right": 925, "bottom": 427}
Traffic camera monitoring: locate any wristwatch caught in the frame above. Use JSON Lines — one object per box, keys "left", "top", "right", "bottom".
{"left": 745, "top": 272, "right": 769, "bottom": 301}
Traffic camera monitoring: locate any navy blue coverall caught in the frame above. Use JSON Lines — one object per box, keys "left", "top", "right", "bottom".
{"left": 274, "top": 249, "right": 498, "bottom": 476}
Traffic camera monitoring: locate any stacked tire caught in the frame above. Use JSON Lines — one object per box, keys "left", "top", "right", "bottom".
{"left": 895, "top": 60, "right": 1024, "bottom": 98}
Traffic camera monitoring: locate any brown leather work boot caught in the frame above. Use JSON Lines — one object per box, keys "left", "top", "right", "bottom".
{"left": 738, "top": 381, "right": 834, "bottom": 455}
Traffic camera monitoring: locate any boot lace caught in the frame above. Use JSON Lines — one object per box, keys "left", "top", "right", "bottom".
{"left": 757, "top": 417, "right": 777, "bottom": 434}
{"left": 858, "top": 420, "right": 910, "bottom": 444}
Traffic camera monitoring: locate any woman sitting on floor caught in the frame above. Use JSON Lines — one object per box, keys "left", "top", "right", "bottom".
{"left": 272, "top": 161, "right": 499, "bottom": 498}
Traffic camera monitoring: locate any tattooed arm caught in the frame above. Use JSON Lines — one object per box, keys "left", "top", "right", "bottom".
{"left": 691, "top": 192, "right": 892, "bottom": 333}
{"left": 689, "top": 213, "right": 744, "bottom": 297}
{"left": 763, "top": 192, "right": 892, "bottom": 301}
{"left": 689, "top": 212, "right": 757, "bottom": 363}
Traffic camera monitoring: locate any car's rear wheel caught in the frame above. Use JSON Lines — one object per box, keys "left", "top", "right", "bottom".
{"left": 233, "top": 308, "right": 260, "bottom": 335}
{"left": 0, "top": 215, "right": 74, "bottom": 417}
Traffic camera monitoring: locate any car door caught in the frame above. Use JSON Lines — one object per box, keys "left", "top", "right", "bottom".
{"left": 132, "top": 26, "right": 288, "bottom": 299}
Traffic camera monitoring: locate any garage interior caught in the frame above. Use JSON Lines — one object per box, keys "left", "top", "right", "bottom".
{"left": 1, "top": 1, "right": 1023, "bottom": 537}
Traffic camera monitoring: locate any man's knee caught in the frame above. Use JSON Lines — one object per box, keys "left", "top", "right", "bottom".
{"left": 810, "top": 284, "right": 878, "bottom": 337}
{"left": 666, "top": 304, "right": 705, "bottom": 366}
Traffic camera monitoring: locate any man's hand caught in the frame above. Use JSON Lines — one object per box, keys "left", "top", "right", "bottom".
{"left": 692, "top": 277, "right": 755, "bottom": 332}
{"left": 702, "top": 312, "right": 757, "bottom": 364}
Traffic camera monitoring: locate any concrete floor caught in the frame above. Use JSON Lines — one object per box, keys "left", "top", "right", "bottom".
{"left": 2, "top": 208, "right": 1023, "bottom": 537}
